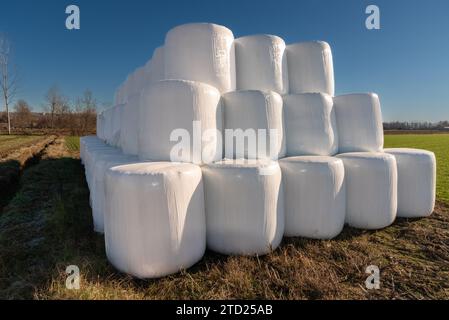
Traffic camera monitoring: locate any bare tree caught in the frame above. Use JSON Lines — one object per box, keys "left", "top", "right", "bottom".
{"left": 14, "top": 99, "right": 32, "bottom": 128}
{"left": 76, "top": 89, "right": 97, "bottom": 134}
{"left": 0, "top": 34, "right": 18, "bottom": 134}
{"left": 45, "top": 86, "right": 68, "bottom": 129}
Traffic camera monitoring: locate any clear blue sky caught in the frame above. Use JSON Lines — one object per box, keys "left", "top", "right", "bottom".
{"left": 1, "top": 0, "right": 448, "bottom": 121}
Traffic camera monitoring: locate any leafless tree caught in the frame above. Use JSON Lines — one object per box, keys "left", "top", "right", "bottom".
{"left": 0, "top": 34, "right": 18, "bottom": 134}
{"left": 13, "top": 99, "right": 32, "bottom": 128}
{"left": 75, "top": 89, "right": 97, "bottom": 134}
{"left": 45, "top": 86, "right": 68, "bottom": 129}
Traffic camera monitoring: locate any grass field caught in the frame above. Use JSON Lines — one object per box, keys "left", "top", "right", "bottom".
{"left": 384, "top": 134, "right": 449, "bottom": 203}
{"left": 0, "top": 135, "right": 47, "bottom": 158}
{"left": 65, "top": 136, "right": 80, "bottom": 152}
{"left": 0, "top": 134, "right": 448, "bottom": 300}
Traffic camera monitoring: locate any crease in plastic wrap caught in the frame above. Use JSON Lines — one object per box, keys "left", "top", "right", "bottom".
{"left": 384, "top": 148, "right": 436, "bottom": 217}
{"left": 202, "top": 159, "right": 284, "bottom": 255}
{"left": 234, "top": 35, "right": 288, "bottom": 94}
{"left": 337, "top": 152, "right": 397, "bottom": 229}
{"left": 164, "top": 23, "right": 236, "bottom": 93}
{"left": 334, "top": 93, "right": 384, "bottom": 153}
{"left": 280, "top": 156, "right": 345, "bottom": 239}
{"left": 284, "top": 92, "right": 338, "bottom": 156}
{"left": 104, "top": 162, "right": 206, "bottom": 278}
{"left": 223, "top": 90, "right": 285, "bottom": 160}
{"left": 138, "top": 79, "right": 223, "bottom": 164}
{"left": 287, "top": 41, "right": 334, "bottom": 96}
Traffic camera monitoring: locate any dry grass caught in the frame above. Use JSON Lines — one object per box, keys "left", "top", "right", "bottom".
{"left": 0, "top": 135, "right": 448, "bottom": 300}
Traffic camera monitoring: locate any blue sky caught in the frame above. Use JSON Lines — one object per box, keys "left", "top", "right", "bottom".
{"left": 0, "top": 0, "right": 448, "bottom": 121}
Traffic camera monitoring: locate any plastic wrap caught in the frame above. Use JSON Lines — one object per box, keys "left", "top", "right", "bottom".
{"left": 92, "top": 153, "right": 138, "bottom": 233}
{"left": 284, "top": 92, "right": 338, "bottom": 156}
{"left": 127, "top": 67, "right": 146, "bottom": 99}
{"left": 96, "top": 112, "right": 105, "bottom": 141}
{"left": 202, "top": 159, "right": 284, "bottom": 255}
{"left": 164, "top": 23, "right": 236, "bottom": 93}
{"left": 110, "top": 104, "right": 124, "bottom": 147}
{"left": 337, "top": 152, "right": 397, "bottom": 229}
{"left": 104, "top": 162, "right": 206, "bottom": 278}
{"left": 222, "top": 90, "right": 285, "bottom": 159}
{"left": 234, "top": 35, "right": 288, "bottom": 94}
{"left": 279, "top": 156, "right": 345, "bottom": 239}
{"left": 138, "top": 79, "right": 223, "bottom": 164}
{"left": 120, "top": 93, "right": 140, "bottom": 155}
{"left": 334, "top": 93, "right": 384, "bottom": 153}
{"left": 287, "top": 41, "right": 334, "bottom": 96}
{"left": 144, "top": 46, "right": 165, "bottom": 84}
{"left": 384, "top": 148, "right": 436, "bottom": 217}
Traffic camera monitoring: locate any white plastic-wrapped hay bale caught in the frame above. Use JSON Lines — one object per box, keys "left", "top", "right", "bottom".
{"left": 110, "top": 104, "right": 124, "bottom": 147}
{"left": 144, "top": 46, "right": 165, "bottom": 83}
{"left": 104, "top": 162, "right": 206, "bottom": 278}
{"left": 164, "top": 23, "right": 236, "bottom": 93}
{"left": 222, "top": 90, "right": 285, "bottom": 159}
{"left": 384, "top": 148, "right": 436, "bottom": 217}
{"left": 80, "top": 136, "right": 101, "bottom": 164}
{"left": 334, "top": 93, "right": 384, "bottom": 153}
{"left": 127, "top": 67, "right": 146, "bottom": 99}
{"left": 287, "top": 41, "right": 334, "bottom": 96}
{"left": 279, "top": 156, "right": 345, "bottom": 239}
{"left": 234, "top": 35, "right": 288, "bottom": 94}
{"left": 284, "top": 92, "right": 338, "bottom": 156}
{"left": 138, "top": 79, "right": 223, "bottom": 164}
{"left": 85, "top": 146, "right": 121, "bottom": 193}
{"left": 96, "top": 112, "right": 105, "bottom": 141}
{"left": 202, "top": 159, "right": 284, "bottom": 255}
{"left": 337, "top": 152, "right": 397, "bottom": 229}
{"left": 102, "top": 107, "right": 114, "bottom": 145}
{"left": 92, "top": 153, "right": 138, "bottom": 233}
{"left": 120, "top": 93, "right": 140, "bottom": 155}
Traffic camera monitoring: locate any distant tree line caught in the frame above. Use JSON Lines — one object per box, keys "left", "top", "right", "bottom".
{"left": 0, "top": 87, "right": 97, "bottom": 135}
{"left": 383, "top": 121, "right": 449, "bottom": 131}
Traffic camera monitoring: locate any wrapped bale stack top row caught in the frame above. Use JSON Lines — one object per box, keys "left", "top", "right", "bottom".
{"left": 85, "top": 23, "right": 436, "bottom": 279}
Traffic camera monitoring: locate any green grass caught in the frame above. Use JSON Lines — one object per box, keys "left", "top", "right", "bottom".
{"left": 65, "top": 136, "right": 80, "bottom": 152}
{"left": 384, "top": 133, "right": 449, "bottom": 204}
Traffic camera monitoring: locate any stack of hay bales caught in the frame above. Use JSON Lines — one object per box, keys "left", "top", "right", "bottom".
{"left": 83, "top": 22, "right": 436, "bottom": 279}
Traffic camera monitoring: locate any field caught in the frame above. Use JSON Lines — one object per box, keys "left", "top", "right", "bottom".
{"left": 0, "top": 135, "right": 48, "bottom": 158}
{"left": 0, "top": 134, "right": 448, "bottom": 299}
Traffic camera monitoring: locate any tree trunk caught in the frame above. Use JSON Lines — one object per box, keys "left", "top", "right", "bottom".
{"left": 6, "top": 100, "right": 10, "bottom": 134}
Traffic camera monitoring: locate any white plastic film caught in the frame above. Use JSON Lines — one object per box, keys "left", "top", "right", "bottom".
{"left": 337, "top": 152, "right": 397, "bottom": 229}
{"left": 287, "top": 41, "right": 334, "bottom": 96}
{"left": 92, "top": 153, "right": 138, "bottom": 233}
{"left": 144, "top": 46, "right": 165, "bottom": 84}
{"left": 284, "top": 92, "right": 338, "bottom": 156}
{"left": 120, "top": 93, "right": 140, "bottom": 155}
{"left": 334, "top": 93, "right": 384, "bottom": 153}
{"left": 202, "top": 159, "right": 284, "bottom": 255}
{"left": 104, "top": 162, "right": 206, "bottom": 278}
{"left": 234, "top": 35, "right": 288, "bottom": 94}
{"left": 138, "top": 79, "right": 223, "bottom": 164}
{"left": 110, "top": 104, "right": 124, "bottom": 147}
{"left": 222, "top": 90, "right": 285, "bottom": 160}
{"left": 164, "top": 23, "right": 236, "bottom": 93}
{"left": 279, "top": 156, "right": 345, "bottom": 239}
{"left": 384, "top": 148, "right": 436, "bottom": 218}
